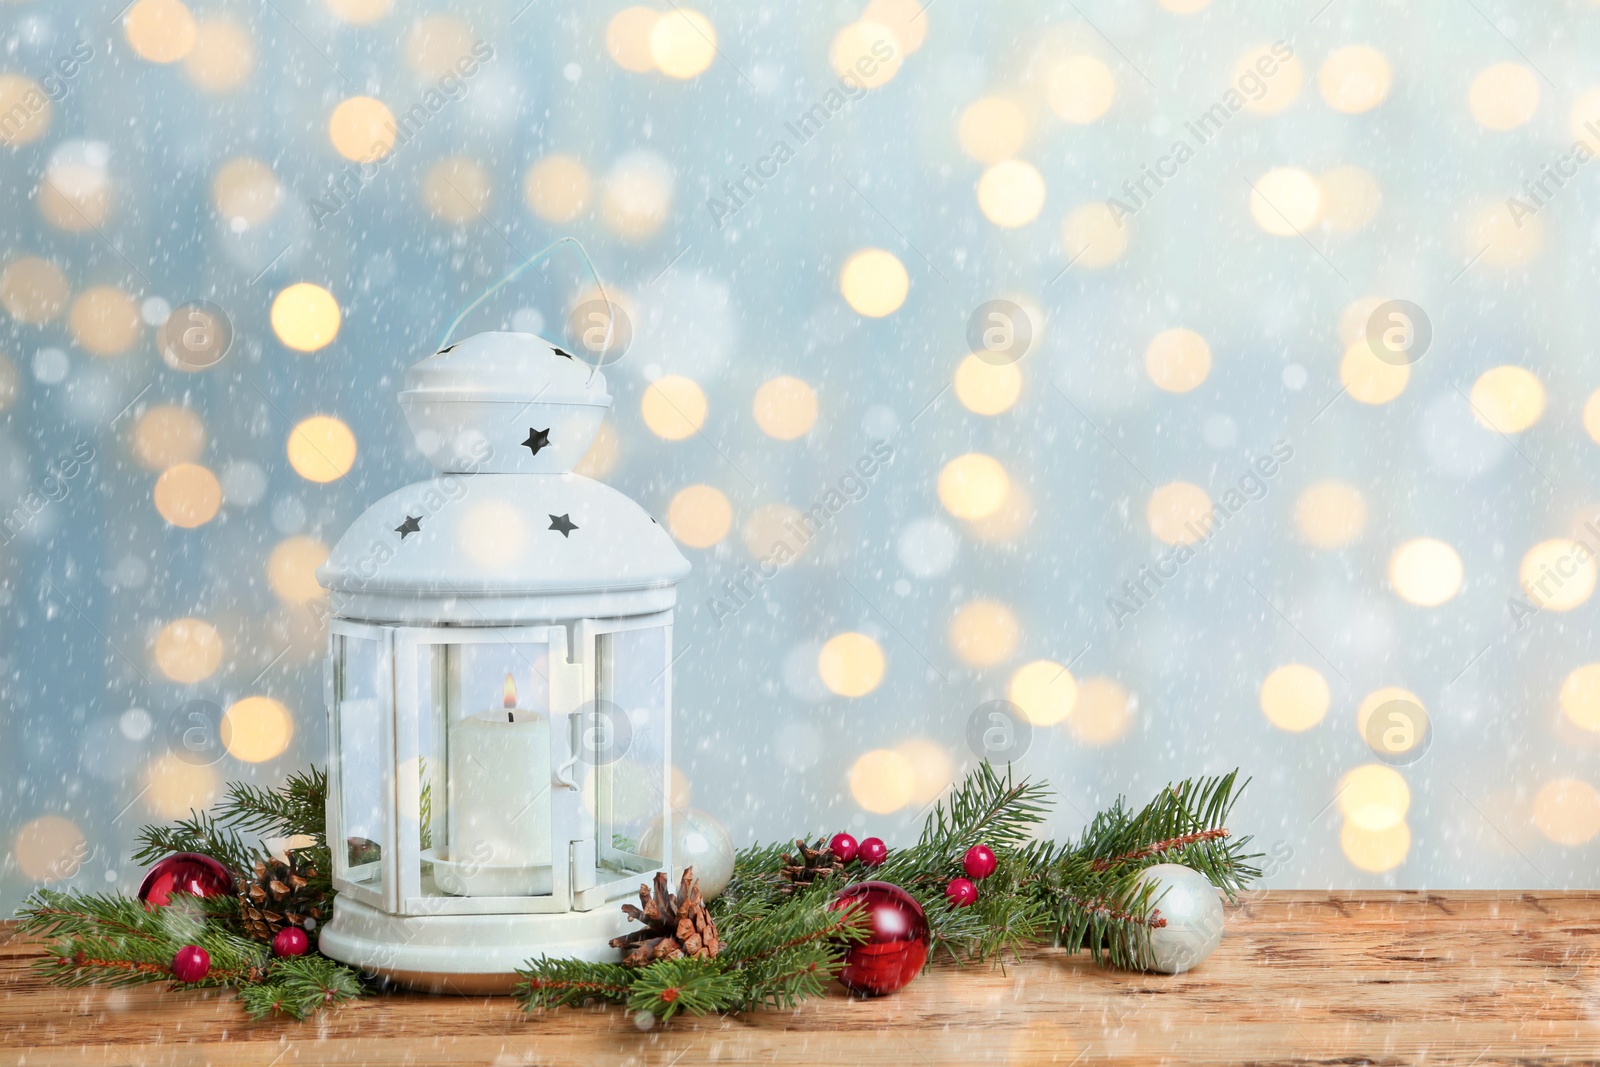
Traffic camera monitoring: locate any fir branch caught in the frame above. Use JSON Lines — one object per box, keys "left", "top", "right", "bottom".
{"left": 238, "top": 955, "right": 363, "bottom": 1020}
{"left": 875, "top": 762, "right": 1052, "bottom": 886}
{"left": 132, "top": 812, "right": 255, "bottom": 877}
{"left": 625, "top": 957, "right": 743, "bottom": 1021}
{"left": 516, "top": 958, "right": 635, "bottom": 1011}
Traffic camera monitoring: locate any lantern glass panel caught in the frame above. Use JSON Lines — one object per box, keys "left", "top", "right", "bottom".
{"left": 585, "top": 624, "right": 669, "bottom": 893}
{"left": 334, "top": 632, "right": 389, "bottom": 894}
{"left": 412, "top": 635, "right": 559, "bottom": 903}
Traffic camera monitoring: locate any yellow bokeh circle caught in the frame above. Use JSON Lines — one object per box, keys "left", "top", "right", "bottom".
{"left": 651, "top": 9, "right": 717, "bottom": 80}
{"left": 894, "top": 737, "right": 953, "bottom": 806}
{"left": 403, "top": 14, "right": 476, "bottom": 80}
{"left": 287, "top": 415, "right": 358, "bottom": 483}
{"left": 667, "top": 484, "right": 733, "bottom": 548}
{"left": 1319, "top": 45, "right": 1391, "bottom": 114}
{"left": 144, "top": 754, "right": 222, "bottom": 819}
{"left": 947, "top": 599, "right": 1020, "bottom": 667}
{"left": 1388, "top": 537, "right": 1464, "bottom": 607}
{"left": 752, "top": 376, "right": 818, "bottom": 440}
{"left": 1469, "top": 62, "right": 1539, "bottom": 131}
{"left": 607, "top": 6, "right": 660, "bottom": 73}
{"left": 641, "top": 375, "right": 708, "bottom": 440}
{"left": 1560, "top": 664, "right": 1600, "bottom": 732}
{"left": 954, "top": 355, "right": 1022, "bottom": 416}
{"left": 271, "top": 283, "right": 341, "bottom": 353}
{"left": 130, "top": 405, "right": 205, "bottom": 471}
{"left": 222, "top": 696, "right": 294, "bottom": 763}
{"left": 1250, "top": 168, "right": 1321, "bottom": 235}
{"left": 1008, "top": 659, "right": 1077, "bottom": 726}
{"left": 154, "top": 618, "right": 224, "bottom": 684}
{"left": 212, "top": 157, "right": 281, "bottom": 229}
{"left": 938, "top": 453, "right": 1009, "bottom": 520}
{"left": 839, "top": 248, "right": 909, "bottom": 317}
{"left": 69, "top": 287, "right": 142, "bottom": 356}
{"left": 1068, "top": 676, "right": 1133, "bottom": 745}
{"left": 977, "top": 160, "right": 1047, "bottom": 228}
{"left": 328, "top": 96, "right": 397, "bottom": 162}
{"left": 863, "top": 0, "right": 928, "bottom": 54}
{"left": 1520, "top": 539, "right": 1597, "bottom": 612}
{"left": 958, "top": 97, "right": 1028, "bottom": 164}
{"left": 184, "top": 17, "right": 254, "bottom": 93}
{"left": 1319, "top": 165, "right": 1382, "bottom": 233}
{"left": 1338, "top": 764, "right": 1410, "bottom": 831}
{"left": 421, "top": 157, "right": 492, "bottom": 224}
{"left": 818, "top": 632, "right": 886, "bottom": 697}
{"left": 1144, "top": 328, "right": 1211, "bottom": 393}
{"left": 1584, "top": 390, "right": 1600, "bottom": 446}
{"left": 1355, "top": 687, "right": 1424, "bottom": 742}
{"left": 124, "top": 0, "right": 198, "bottom": 64}
{"left": 0, "top": 256, "right": 70, "bottom": 323}
{"left": 1340, "top": 340, "right": 1410, "bottom": 405}
{"left": 1341, "top": 819, "right": 1409, "bottom": 873}
{"left": 1469, "top": 365, "right": 1545, "bottom": 434}
{"left": 153, "top": 463, "right": 222, "bottom": 528}
{"left": 743, "top": 502, "right": 808, "bottom": 561}
{"left": 524, "top": 154, "right": 591, "bottom": 223}
{"left": 12, "top": 815, "right": 86, "bottom": 883}
{"left": 829, "top": 21, "right": 902, "bottom": 89}
{"left": 1046, "top": 55, "right": 1116, "bottom": 124}
{"left": 326, "top": 0, "right": 392, "bottom": 24}
{"left": 1146, "top": 482, "right": 1212, "bottom": 546}
{"left": 849, "top": 748, "right": 915, "bottom": 813}
{"left": 0, "top": 75, "right": 52, "bottom": 146}
{"left": 1259, "top": 664, "right": 1330, "bottom": 732}
{"left": 1061, "top": 202, "right": 1128, "bottom": 268}
{"left": 1532, "top": 778, "right": 1600, "bottom": 846}
{"left": 1232, "top": 45, "right": 1303, "bottom": 114}
{"left": 1294, "top": 481, "right": 1366, "bottom": 549}
{"left": 268, "top": 536, "right": 330, "bottom": 604}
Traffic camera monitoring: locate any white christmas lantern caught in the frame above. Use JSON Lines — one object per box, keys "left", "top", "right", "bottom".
{"left": 316, "top": 330, "right": 690, "bottom": 992}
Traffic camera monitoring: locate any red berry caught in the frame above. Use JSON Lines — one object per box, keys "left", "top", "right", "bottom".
{"left": 945, "top": 877, "right": 978, "bottom": 907}
{"left": 963, "top": 844, "right": 998, "bottom": 881}
{"left": 857, "top": 837, "right": 888, "bottom": 867}
{"left": 272, "top": 926, "right": 310, "bottom": 958}
{"left": 171, "top": 945, "right": 210, "bottom": 983}
{"left": 829, "top": 833, "right": 859, "bottom": 863}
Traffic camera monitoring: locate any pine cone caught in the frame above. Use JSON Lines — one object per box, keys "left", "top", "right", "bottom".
{"left": 239, "top": 853, "right": 325, "bottom": 942}
{"left": 610, "top": 869, "right": 721, "bottom": 966}
{"left": 778, "top": 837, "right": 844, "bottom": 894}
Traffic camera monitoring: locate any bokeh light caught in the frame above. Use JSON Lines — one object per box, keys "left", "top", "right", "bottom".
{"left": 1259, "top": 664, "right": 1330, "bottom": 732}
{"left": 421, "top": 157, "right": 491, "bottom": 223}
{"left": 829, "top": 21, "right": 902, "bottom": 89}
{"left": 12, "top": 815, "right": 84, "bottom": 883}
{"left": 1067, "top": 676, "right": 1133, "bottom": 745}
{"left": 863, "top": 0, "right": 928, "bottom": 54}
{"left": 403, "top": 14, "right": 476, "bottom": 79}
{"left": 1146, "top": 482, "right": 1212, "bottom": 546}
{"left": 212, "top": 157, "right": 281, "bottom": 229}
{"left": 1341, "top": 820, "right": 1409, "bottom": 872}
{"left": 1584, "top": 390, "right": 1600, "bottom": 446}
{"left": 1388, "top": 538, "right": 1464, "bottom": 607}
{"left": 1061, "top": 201, "right": 1128, "bottom": 268}
{"left": 222, "top": 696, "right": 294, "bottom": 763}
{"left": 839, "top": 248, "right": 909, "bottom": 317}
{"left": 752, "top": 376, "right": 818, "bottom": 439}
{"left": 144, "top": 754, "right": 221, "bottom": 819}
{"left": 328, "top": 96, "right": 397, "bottom": 162}
{"left": 1144, "top": 328, "right": 1211, "bottom": 393}
{"left": 130, "top": 405, "right": 205, "bottom": 471}
{"left": 1233, "top": 45, "right": 1302, "bottom": 114}
{"left": 1008, "top": 659, "right": 1077, "bottom": 726}
{"left": 325, "top": 0, "right": 391, "bottom": 24}
{"left": 0, "top": 256, "right": 69, "bottom": 323}
{"left": 287, "top": 415, "right": 358, "bottom": 483}
{"left": 954, "top": 355, "right": 1023, "bottom": 415}
{"left": 959, "top": 97, "right": 1028, "bottom": 163}
{"left": 1294, "top": 481, "right": 1366, "bottom": 549}
{"left": 271, "top": 283, "right": 341, "bottom": 353}
{"left": 1250, "top": 168, "right": 1321, "bottom": 235}
{"left": 1046, "top": 55, "right": 1116, "bottom": 123}
{"left": 0, "top": 75, "right": 51, "bottom": 145}
{"left": 947, "top": 599, "right": 1020, "bottom": 667}
{"left": 1340, "top": 339, "right": 1410, "bottom": 405}
{"left": 1338, "top": 764, "right": 1410, "bottom": 831}
{"left": 667, "top": 484, "right": 733, "bottom": 548}
{"left": 124, "top": 0, "right": 197, "bottom": 64}
{"left": 1356, "top": 687, "right": 1425, "bottom": 744}
{"left": 1318, "top": 165, "right": 1382, "bottom": 232}
{"left": 1520, "top": 539, "right": 1597, "bottom": 612}
{"left": 524, "top": 154, "right": 591, "bottom": 223}
{"left": 153, "top": 463, "right": 222, "bottom": 528}
{"left": 267, "top": 536, "right": 330, "bottom": 604}
{"left": 607, "top": 7, "right": 660, "bottom": 72}
{"left": 68, "top": 286, "right": 141, "bottom": 356}
{"left": 1559, "top": 665, "right": 1600, "bottom": 732}
{"left": 1319, "top": 45, "right": 1391, "bottom": 113}
{"left": 651, "top": 9, "right": 718, "bottom": 80}
{"left": 743, "top": 503, "right": 808, "bottom": 561}
{"left": 600, "top": 152, "right": 675, "bottom": 239}
{"left": 977, "top": 160, "right": 1047, "bottom": 228}
{"left": 849, "top": 748, "right": 914, "bottom": 813}
{"left": 1531, "top": 779, "right": 1600, "bottom": 846}
{"left": 184, "top": 17, "right": 254, "bottom": 93}
{"left": 1469, "top": 366, "right": 1545, "bottom": 433}
{"left": 153, "top": 617, "right": 223, "bottom": 683}
{"left": 1469, "top": 62, "right": 1539, "bottom": 130}
{"left": 642, "top": 374, "right": 708, "bottom": 440}
{"left": 938, "top": 453, "right": 1009, "bottom": 520}
{"left": 818, "top": 632, "right": 886, "bottom": 697}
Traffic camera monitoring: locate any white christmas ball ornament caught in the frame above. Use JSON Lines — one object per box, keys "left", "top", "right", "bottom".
{"left": 638, "top": 809, "right": 736, "bottom": 901}
{"left": 1137, "top": 863, "right": 1225, "bottom": 974}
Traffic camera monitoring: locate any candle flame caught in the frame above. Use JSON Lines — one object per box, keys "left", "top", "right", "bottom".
{"left": 502, "top": 672, "right": 517, "bottom": 709}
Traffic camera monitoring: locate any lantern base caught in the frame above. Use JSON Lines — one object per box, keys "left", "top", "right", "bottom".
{"left": 318, "top": 895, "right": 636, "bottom": 993}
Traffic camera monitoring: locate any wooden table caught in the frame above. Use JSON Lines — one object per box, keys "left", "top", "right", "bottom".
{"left": 4, "top": 891, "right": 1598, "bottom": 1066}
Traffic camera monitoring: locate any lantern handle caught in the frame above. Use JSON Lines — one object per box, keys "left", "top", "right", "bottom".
{"left": 437, "top": 236, "right": 615, "bottom": 384}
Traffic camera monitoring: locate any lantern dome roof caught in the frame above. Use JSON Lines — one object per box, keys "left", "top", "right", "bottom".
{"left": 319, "top": 472, "right": 690, "bottom": 623}
{"left": 399, "top": 331, "right": 611, "bottom": 475}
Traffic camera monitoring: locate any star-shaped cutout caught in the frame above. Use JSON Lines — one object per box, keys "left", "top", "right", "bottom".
{"left": 522, "top": 427, "right": 551, "bottom": 456}
{"left": 548, "top": 513, "right": 578, "bottom": 538}
{"left": 395, "top": 515, "right": 422, "bottom": 539}
{"left": 551, "top": 346, "right": 575, "bottom": 360}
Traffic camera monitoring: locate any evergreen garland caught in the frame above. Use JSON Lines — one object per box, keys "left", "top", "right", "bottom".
{"left": 518, "top": 764, "right": 1258, "bottom": 1020}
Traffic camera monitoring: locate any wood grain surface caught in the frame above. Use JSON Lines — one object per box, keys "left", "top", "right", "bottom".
{"left": 4, "top": 891, "right": 1599, "bottom": 1066}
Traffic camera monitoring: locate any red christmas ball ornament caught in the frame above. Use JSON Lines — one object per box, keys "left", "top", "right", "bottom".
{"left": 857, "top": 837, "right": 888, "bottom": 867}
{"left": 138, "top": 853, "right": 234, "bottom": 907}
{"left": 171, "top": 945, "right": 211, "bottom": 983}
{"left": 829, "top": 832, "right": 859, "bottom": 863}
{"left": 271, "top": 926, "right": 310, "bottom": 958}
{"left": 829, "top": 881, "right": 928, "bottom": 997}
{"left": 962, "top": 844, "right": 998, "bottom": 881}
{"left": 945, "top": 877, "right": 978, "bottom": 907}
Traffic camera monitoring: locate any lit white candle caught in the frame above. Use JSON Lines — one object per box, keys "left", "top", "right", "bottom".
{"left": 448, "top": 673, "right": 551, "bottom": 871}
